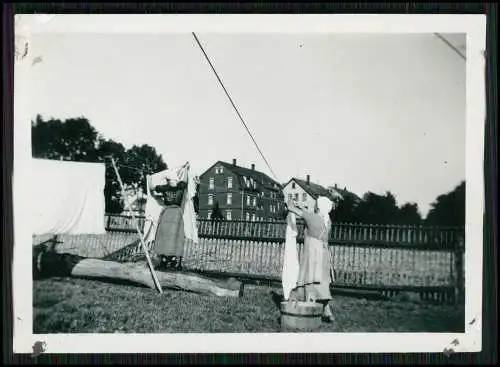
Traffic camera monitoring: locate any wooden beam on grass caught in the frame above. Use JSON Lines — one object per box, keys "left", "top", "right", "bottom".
{"left": 34, "top": 250, "right": 244, "bottom": 298}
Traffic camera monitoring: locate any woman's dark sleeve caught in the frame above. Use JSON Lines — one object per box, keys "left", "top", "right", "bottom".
{"left": 155, "top": 184, "right": 169, "bottom": 193}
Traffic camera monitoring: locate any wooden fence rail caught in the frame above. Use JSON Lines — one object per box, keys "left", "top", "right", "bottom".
{"left": 105, "top": 215, "right": 463, "bottom": 247}
{"left": 101, "top": 214, "right": 465, "bottom": 304}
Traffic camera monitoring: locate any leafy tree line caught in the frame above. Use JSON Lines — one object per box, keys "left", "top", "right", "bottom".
{"left": 32, "top": 115, "right": 168, "bottom": 213}
{"left": 330, "top": 182, "right": 465, "bottom": 227}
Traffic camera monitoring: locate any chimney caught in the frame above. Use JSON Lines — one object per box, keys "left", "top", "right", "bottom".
{"left": 306, "top": 175, "right": 310, "bottom": 185}
{"left": 232, "top": 159, "right": 237, "bottom": 166}
{"left": 251, "top": 164, "right": 255, "bottom": 171}
{"left": 334, "top": 183, "right": 338, "bottom": 189}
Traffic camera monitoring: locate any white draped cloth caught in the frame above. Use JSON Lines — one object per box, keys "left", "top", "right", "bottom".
{"left": 31, "top": 158, "right": 106, "bottom": 235}
{"left": 282, "top": 212, "right": 300, "bottom": 300}
{"left": 143, "top": 162, "right": 199, "bottom": 247}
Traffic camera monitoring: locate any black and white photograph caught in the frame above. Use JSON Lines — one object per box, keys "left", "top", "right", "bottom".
{"left": 13, "top": 14, "right": 486, "bottom": 354}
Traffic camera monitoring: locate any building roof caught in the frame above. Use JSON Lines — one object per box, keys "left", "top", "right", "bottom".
{"left": 200, "top": 160, "right": 283, "bottom": 192}
{"left": 283, "top": 177, "right": 360, "bottom": 203}
{"left": 329, "top": 186, "right": 361, "bottom": 203}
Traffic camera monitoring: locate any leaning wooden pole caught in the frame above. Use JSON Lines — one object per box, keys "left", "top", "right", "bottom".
{"left": 108, "top": 157, "right": 163, "bottom": 294}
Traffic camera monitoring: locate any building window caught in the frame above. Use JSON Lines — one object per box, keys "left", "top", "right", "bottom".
{"left": 294, "top": 193, "right": 299, "bottom": 201}
{"left": 245, "top": 212, "right": 250, "bottom": 221}
{"left": 227, "top": 193, "right": 232, "bottom": 205}
{"left": 227, "top": 177, "right": 233, "bottom": 189}
{"left": 207, "top": 211, "right": 212, "bottom": 220}
{"left": 226, "top": 210, "right": 232, "bottom": 221}
{"left": 252, "top": 213, "right": 256, "bottom": 222}
{"left": 292, "top": 182, "right": 296, "bottom": 189}
{"left": 253, "top": 197, "right": 257, "bottom": 206}
{"left": 209, "top": 177, "right": 214, "bottom": 189}
{"left": 302, "top": 193, "right": 307, "bottom": 202}
{"left": 288, "top": 194, "right": 293, "bottom": 201}
{"left": 208, "top": 194, "right": 213, "bottom": 205}
{"left": 247, "top": 195, "right": 251, "bottom": 205}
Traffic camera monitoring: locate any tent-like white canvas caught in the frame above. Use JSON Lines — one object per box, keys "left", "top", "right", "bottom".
{"left": 32, "top": 158, "right": 106, "bottom": 235}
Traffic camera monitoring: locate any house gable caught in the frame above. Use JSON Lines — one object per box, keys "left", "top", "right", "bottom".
{"left": 283, "top": 177, "right": 357, "bottom": 204}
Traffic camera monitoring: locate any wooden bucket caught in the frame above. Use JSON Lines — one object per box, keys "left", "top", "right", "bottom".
{"left": 280, "top": 301, "right": 323, "bottom": 332}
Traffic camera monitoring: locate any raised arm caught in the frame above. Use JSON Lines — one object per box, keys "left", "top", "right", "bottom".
{"left": 285, "top": 200, "right": 306, "bottom": 218}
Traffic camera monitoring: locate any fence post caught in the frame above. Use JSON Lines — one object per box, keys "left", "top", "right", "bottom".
{"left": 106, "top": 214, "right": 112, "bottom": 231}
{"left": 454, "top": 234, "right": 465, "bottom": 304}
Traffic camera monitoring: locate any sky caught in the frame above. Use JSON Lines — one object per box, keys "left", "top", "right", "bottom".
{"left": 29, "top": 32, "right": 466, "bottom": 217}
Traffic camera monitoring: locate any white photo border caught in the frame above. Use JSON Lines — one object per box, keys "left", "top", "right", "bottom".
{"left": 13, "top": 14, "right": 486, "bottom": 354}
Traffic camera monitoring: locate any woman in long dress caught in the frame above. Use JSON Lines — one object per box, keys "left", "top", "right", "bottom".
{"left": 285, "top": 196, "right": 335, "bottom": 323}
{"left": 151, "top": 171, "right": 186, "bottom": 271}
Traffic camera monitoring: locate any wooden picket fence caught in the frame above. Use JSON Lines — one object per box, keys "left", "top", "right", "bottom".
{"left": 101, "top": 215, "right": 465, "bottom": 304}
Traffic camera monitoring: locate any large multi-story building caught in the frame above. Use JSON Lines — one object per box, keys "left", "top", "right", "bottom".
{"left": 198, "top": 159, "right": 285, "bottom": 222}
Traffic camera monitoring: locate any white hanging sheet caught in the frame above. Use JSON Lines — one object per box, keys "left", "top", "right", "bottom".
{"left": 31, "top": 158, "right": 106, "bottom": 235}
{"left": 282, "top": 212, "right": 300, "bottom": 300}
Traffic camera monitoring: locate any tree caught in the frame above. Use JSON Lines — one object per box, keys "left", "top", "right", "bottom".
{"left": 102, "top": 144, "right": 167, "bottom": 213}
{"left": 354, "top": 191, "right": 400, "bottom": 224}
{"left": 120, "top": 144, "right": 168, "bottom": 193}
{"left": 331, "top": 194, "right": 359, "bottom": 223}
{"left": 425, "top": 181, "right": 465, "bottom": 226}
{"left": 396, "top": 202, "right": 422, "bottom": 225}
{"left": 95, "top": 138, "right": 128, "bottom": 213}
{"left": 210, "top": 201, "right": 224, "bottom": 221}
{"left": 32, "top": 115, "right": 99, "bottom": 162}
{"left": 193, "top": 180, "right": 200, "bottom": 214}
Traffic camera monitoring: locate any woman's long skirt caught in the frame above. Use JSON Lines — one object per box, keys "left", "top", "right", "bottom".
{"left": 295, "top": 236, "right": 332, "bottom": 302}
{"left": 153, "top": 205, "right": 185, "bottom": 257}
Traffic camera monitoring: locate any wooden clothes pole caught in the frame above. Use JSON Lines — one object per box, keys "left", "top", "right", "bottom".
{"left": 109, "top": 157, "right": 163, "bottom": 294}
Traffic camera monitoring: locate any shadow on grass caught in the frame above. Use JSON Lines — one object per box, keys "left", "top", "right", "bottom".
{"left": 270, "top": 290, "right": 284, "bottom": 309}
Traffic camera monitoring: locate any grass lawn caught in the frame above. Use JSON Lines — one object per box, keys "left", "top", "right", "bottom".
{"left": 34, "top": 277, "right": 465, "bottom": 334}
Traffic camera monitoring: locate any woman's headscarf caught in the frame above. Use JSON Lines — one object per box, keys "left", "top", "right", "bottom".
{"left": 316, "top": 196, "right": 333, "bottom": 228}
{"left": 164, "top": 169, "right": 179, "bottom": 186}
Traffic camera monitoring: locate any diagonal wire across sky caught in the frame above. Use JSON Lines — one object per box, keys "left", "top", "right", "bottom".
{"left": 123, "top": 32, "right": 467, "bottom": 187}
{"left": 192, "top": 32, "right": 281, "bottom": 183}
{"left": 192, "top": 32, "right": 466, "bottom": 186}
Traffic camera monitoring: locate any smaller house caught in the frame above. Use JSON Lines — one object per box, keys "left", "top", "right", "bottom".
{"left": 282, "top": 175, "right": 360, "bottom": 211}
